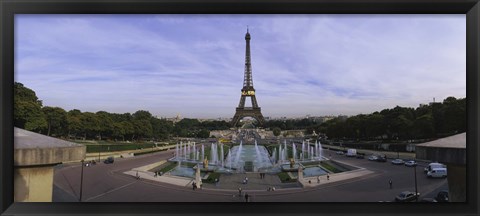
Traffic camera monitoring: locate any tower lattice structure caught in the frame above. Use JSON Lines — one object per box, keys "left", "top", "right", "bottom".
{"left": 231, "top": 29, "right": 266, "bottom": 127}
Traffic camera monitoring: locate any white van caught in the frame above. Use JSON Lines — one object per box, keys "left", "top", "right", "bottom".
{"left": 346, "top": 149, "right": 357, "bottom": 157}
{"left": 427, "top": 168, "right": 447, "bottom": 178}
{"left": 424, "top": 163, "right": 445, "bottom": 173}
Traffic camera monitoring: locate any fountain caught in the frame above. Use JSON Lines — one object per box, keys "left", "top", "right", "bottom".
{"left": 318, "top": 140, "right": 323, "bottom": 160}
{"left": 234, "top": 141, "right": 243, "bottom": 167}
{"left": 221, "top": 143, "right": 224, "bottom": 168}
{"left": 292, "top": 143, "right": 297, "bottom": 161}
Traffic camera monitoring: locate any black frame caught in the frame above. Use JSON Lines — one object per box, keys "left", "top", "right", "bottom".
{"left": 1, "top": 0, "right": 479, "bottom": 215}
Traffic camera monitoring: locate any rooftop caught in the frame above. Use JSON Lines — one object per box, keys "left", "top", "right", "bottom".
{"left": 416, "top": 133, "right": 466, "bottom": 149}
{"left": 15, "top": 127, "right": 83, "bottom": 149}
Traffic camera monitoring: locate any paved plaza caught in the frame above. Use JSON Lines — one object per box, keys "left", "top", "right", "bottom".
{"left": 52, "top": 147, "right": 448, "bottom": 202}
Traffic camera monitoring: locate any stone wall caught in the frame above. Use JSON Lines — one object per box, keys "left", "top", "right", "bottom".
{"left": 14, "top": 166, "right": 54, "bottom": 202}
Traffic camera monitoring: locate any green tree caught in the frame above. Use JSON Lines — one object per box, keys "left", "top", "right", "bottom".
{"left": 67, "top": 109, "right": 83, "bottom": 139}
{"left": 96, "top": 111, "right": 114, "bottom": 140}
{"left": 14, "top": 82, "right": 47, "bottom": 132}
{"left": 272, "top": 127, "right": 281, "bottom": 136}
{"left": 42, "top": 106, "right": 68, "bottom": 136}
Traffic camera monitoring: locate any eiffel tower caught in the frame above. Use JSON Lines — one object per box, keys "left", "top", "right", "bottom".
{"left": 231, "top": 28, "right": 265, "bottom": 127}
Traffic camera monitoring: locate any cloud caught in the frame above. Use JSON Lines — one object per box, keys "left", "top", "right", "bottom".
{"left": 15, "top": 14, "right": 465, "bottom": 118}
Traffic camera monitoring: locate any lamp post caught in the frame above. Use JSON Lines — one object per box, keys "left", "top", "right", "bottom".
{"left": 79, "top": 160, "right": 84, "bottom": 202}
{"left": 414, "top": 159, "right": 418, "bottom": 202}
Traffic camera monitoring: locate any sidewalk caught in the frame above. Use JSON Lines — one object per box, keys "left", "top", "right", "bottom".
{"left": 124, "top": 170, "right": 193, "bottom": 187}
{"left": 300, "top": 168, "right": 374, "bottom": 188}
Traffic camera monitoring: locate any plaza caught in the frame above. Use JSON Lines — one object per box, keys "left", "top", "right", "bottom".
{"left": 52, "top": 139, "right": 448, "bottom": 202}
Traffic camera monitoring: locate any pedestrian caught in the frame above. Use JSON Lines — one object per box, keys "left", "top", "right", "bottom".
{"left": 192, "top": 182, "right": 196, "bottom": 190}
{"left": 308, "top": 180, "right": 311, "bottom": 184}
{"left": 389, "top": 179, "right": 393, "bottom": 189}
{"left": 238, "top": 187, "right": 242, "bottom": 196}
{"left": 154, "top": 172, "right": 157, "bottom": 177}
{"left": 136, "top": 171, "right": 140, "bottom": 180}
{"left": 327, "top": 174, "right": 330, "bottom": 180}
{"left": 317, "top": 176, "right": 320, "bottom": 183}
{"left": 272, "top": 186, "right": 275, "bottom": 191}
{"left": 245, "top": 177, "right": 248, "bottom": 184}
{"left": 245, "top": 193, "right": 249, "bottom": 202}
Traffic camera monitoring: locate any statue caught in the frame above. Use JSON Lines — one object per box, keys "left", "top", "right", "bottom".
{"left": 289, "top": 158, "right": 295, "bottom": 168}
{"left": 203, "top": 158, "right": 209, "bottom": 169}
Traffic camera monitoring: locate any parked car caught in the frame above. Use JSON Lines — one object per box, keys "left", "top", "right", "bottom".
{"left": 391, "top": 159, "right": 405, "bottom": 165}
{"left": 395, "top": 191, "right": 420, "bottom": 202}
{"left": 427, "top": 168, "right": 447, "bottom": 178}
{"left": 435, "top": 190, "right": 449, "bottom": 202}
{"left": 104, "top": 156, "right": 114, "bottom": 164}
{"left": 346, "top": 149, "right": 357, "bottom": 157}
{"left": 336, "top": 151, "right": 345, "bottom": 155}
{"left": 424, "top": 162, "right": 445, "bottom": 173}
{"left": 404, "top": 160, "right": 417, "bottom": 167}
{"left": 368, "top": 155, "right": 378, "bottom": 161}
{"left": 376, "top": 156, "right": 387, "bottom": 162}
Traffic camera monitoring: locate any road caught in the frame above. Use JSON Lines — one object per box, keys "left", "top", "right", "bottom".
{"left": 53, "top": 148, "right": 447, "bottom": 202}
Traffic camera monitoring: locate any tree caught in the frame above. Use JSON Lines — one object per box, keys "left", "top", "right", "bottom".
{"left": 14, "top": 82, "right": 47, "bottom": 132}
{"left": 197, "top": 129, "right": 210, "bottom": 138}
{"left": 81, "top": 112, "right": 100, "bottom": 140}
{"left": 272, "top": 127, "right": 281, "bottom": 137}
{"left": 67, "top": 109, "right": 83, "bottom": 139}
{"left": 96, "top": 111, "right": 114, "bottom": 140}
{"left": 42, "top": 106, "right": 68, "bottom": 136}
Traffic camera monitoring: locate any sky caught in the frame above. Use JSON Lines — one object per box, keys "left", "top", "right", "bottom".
{"left": 15, "top": 14, "right": 466, "bottom": 119}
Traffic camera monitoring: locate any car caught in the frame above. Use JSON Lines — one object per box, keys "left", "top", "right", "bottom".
{"left": 368, "top": 155, "right": 378, "bottom": 161}
{"left": 424, "top": 162, "right": 445, "bottom": 173}
{"left": 336, "top": 151, "right": 345, "bottom": 155}
{"left": 435, "top": 190, "right": 449, "bottom": 202}
{"left": 376, "top": 156, "right": 387, "bottom": 162}
{"left": 427, "top": 168, "right": 447, "bottom": 178}
{"left": 391, "top": 159, "right": 405, "bottom": 165}
{"left": 104, "top": 156, "right": 114, "bottom": 164}
{"left": 404, "top": 160, "right": 417, "bottom": 167}
{"left": 356, "top": 154, "right": 365, "bottom": 159}
{"left": 395, "top": 191, "right": 420, "bottom": 202}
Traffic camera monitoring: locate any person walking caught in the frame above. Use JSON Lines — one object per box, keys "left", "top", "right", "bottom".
{"left": 192, "top": 182, "right": 196, "bottom": 190}
{"left": 389, "top": 179, "right": 393, "bottom": 189}
{"left": 245, "top": 193, "right": 249, "bottom": 202}
{"left": 238, "top": 187, "right": 242, "bottom": 196}
{"left": 245, "top": 177, "right": 249, "bottom": 184}
{"left": 327, "top": 173, "right": 330, "bottom": 180}
{"left": 317, "top": 176, "right": 320, "bottom": 183}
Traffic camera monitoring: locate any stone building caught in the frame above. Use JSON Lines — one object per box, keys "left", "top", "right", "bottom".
{"left": 415, "top": 133, "right": 466, "bottom": 202}
{"left": 14, "top": 127, "right": 86, "bottom": 202}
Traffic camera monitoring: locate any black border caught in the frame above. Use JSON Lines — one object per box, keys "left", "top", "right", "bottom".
{"left": 1, "top": 0, "right": 479, "bottom": 215}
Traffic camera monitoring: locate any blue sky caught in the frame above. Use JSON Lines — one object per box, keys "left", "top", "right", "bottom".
{"left": 15, "top": 15, "right": 466, "bottom": 118}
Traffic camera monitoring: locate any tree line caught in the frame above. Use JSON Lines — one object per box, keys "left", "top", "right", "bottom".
{"left": 266, "top": 97, "right": 465, "bottom": 141}
{"left": 14, "top": 82, "right": 230, "bottom": 141}
{"left": 14, "top": 82, "right": 466, "bottom": 142}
